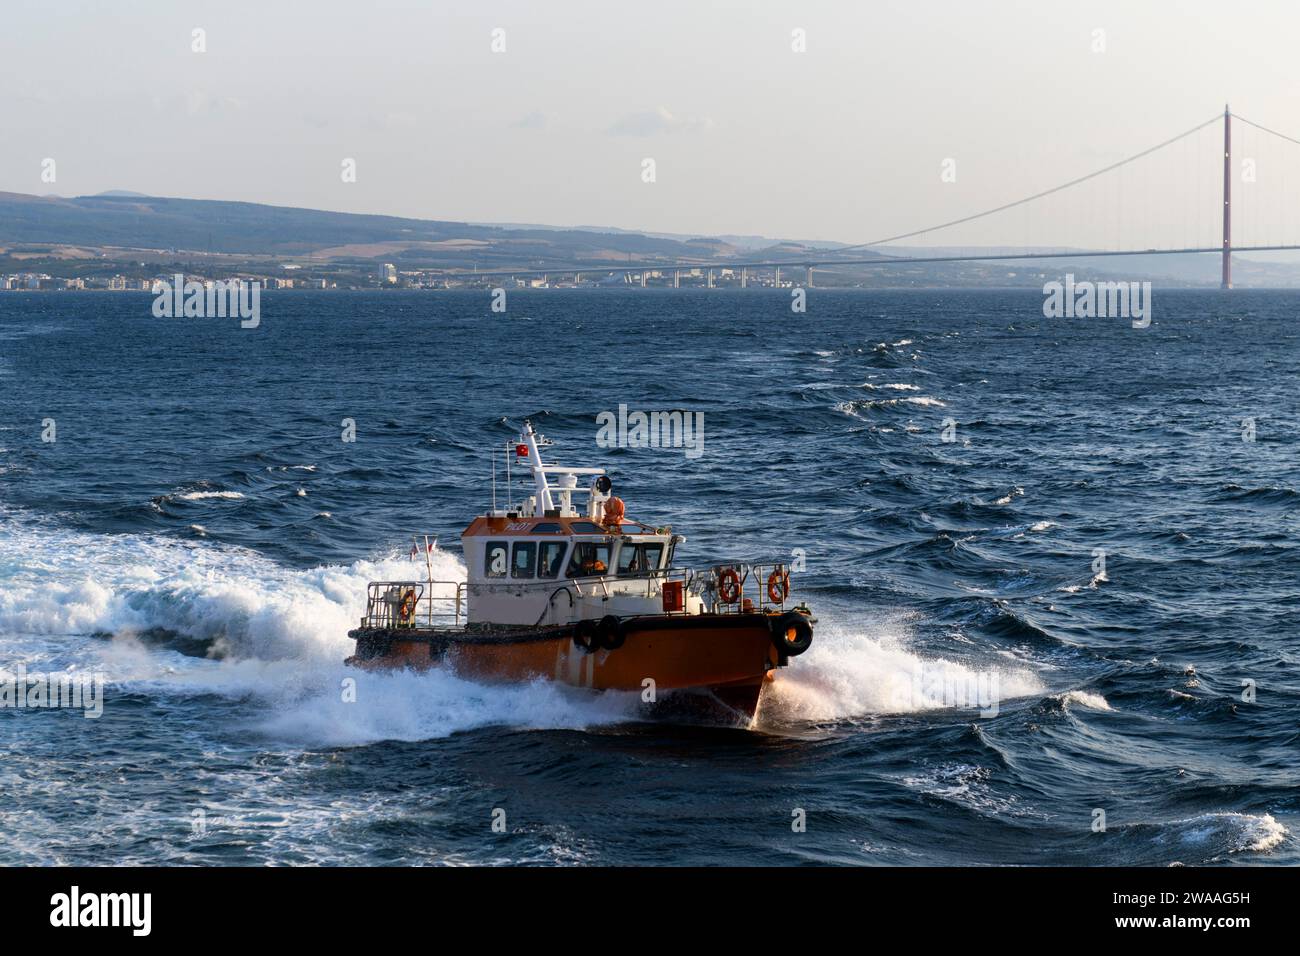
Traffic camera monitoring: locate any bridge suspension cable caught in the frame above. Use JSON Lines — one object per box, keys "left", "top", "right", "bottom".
{"left": 1230, "top": 112, "right": 1300, "bottom": 148}
{"left": 437, "top": 106, "right": 1300, "bottom": 280}
{"left": 813, "top": 112, "right": 1226, "bottom": 258}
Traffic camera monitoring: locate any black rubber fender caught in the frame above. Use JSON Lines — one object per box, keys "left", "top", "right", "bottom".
{"left": 597, "top": 614, "right": 626, "bottom": 651}
{"left": 770, "top": 611, "right": 813, "bottom": 657}
{"left": 573, "top": 619, "right": 599, "bottom": 652}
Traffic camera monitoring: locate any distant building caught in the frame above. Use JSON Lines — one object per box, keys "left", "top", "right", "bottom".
{"left": 381, "top": 263, "right": 397, "bottom": 284}
{"left": 108, "top": 276, "right": 127, "bottom": 291}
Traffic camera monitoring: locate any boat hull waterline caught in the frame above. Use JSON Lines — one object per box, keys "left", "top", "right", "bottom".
{"left": 347, "top": 611, "right": 812, "bottom": 720}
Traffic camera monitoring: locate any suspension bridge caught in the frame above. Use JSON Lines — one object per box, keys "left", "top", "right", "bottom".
{"left": 452, "top": 106, "right": 1300, "bottom": 289}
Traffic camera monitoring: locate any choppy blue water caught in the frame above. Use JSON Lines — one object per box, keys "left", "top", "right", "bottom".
{"left": 1, "top": 288, "right": 1296, "bottom": 866}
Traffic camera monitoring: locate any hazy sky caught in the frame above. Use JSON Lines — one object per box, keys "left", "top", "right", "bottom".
{"left": 5, "top": 0, "right": 1300, "bottom": 249}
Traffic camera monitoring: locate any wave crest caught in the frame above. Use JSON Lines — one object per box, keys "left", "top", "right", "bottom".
{"left": 762, "top": 615, "right": 1044, "bottom": 723}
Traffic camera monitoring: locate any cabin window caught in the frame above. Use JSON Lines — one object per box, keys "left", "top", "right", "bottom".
{"left": 566, "top": 542, "right": 611, "bottom": 577}
{"left": 616, "top": 543, "right": 642, "bottom": 574}
{"left": 569, "top": 521, "right": 605, "bottom": 534}
{"left": 616, "top": 541, "right": 667, "bottom": 575}
{"left": 538, "top": 541, "right": 566, "bottom": 578}
{"left": 531, "top": 522, "right": 563, "bottom": 534}
{"left": 512, "top": 541, "right": 537, "bottom": 578}
{"left": 643, "top": 542, "right": 665, "bottom": 570}
{"left": 484, "top": 541, "right": 508, "bottom": 578}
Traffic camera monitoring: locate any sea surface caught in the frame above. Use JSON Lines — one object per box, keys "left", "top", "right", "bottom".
{"left": 1, "top": 288, "right": 1296, "bottom": 866}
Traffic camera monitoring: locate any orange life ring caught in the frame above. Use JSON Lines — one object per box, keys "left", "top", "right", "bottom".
{"left": 398, "top": 588, "right": 418, "bottom": 621}
{"left": 766, "top": 569, "right": 790, "bottom": 604}
{"left": 717, "top": 568, "right": 742, "bottom": 604}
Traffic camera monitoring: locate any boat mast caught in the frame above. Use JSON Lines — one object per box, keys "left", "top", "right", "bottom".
{"left": 521, "top": 420, "right": 553, "bottom": 514}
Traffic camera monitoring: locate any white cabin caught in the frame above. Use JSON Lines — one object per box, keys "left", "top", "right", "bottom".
{"left": 458, "top": 422, "right": 706, "bottom": 626}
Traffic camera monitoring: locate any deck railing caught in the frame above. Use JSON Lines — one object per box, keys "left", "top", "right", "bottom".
{"left": 462, "top": 567, "right": 696, "bottom": 599}
{"left": 361, "top": 581, "right": 465, "bottom": 629}
{"left": 525, "top": 567, "right": 699, "bottom": 625}
{"left": 706, "top": 562, "right": 792, "bottom": 614}
{"left": 360, "top": 562, "right": 794, "bottom": 629}
{"left": 565, "top": 566, "right": 694, "bottom": 599}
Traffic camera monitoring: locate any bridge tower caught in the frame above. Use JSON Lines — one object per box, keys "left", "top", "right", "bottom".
{"left": 1222, "top": 104, "right": 1232, "bottom": 290}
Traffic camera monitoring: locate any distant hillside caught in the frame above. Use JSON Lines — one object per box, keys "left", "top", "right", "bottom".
{"left": 6, "top": 191, "right": 1299, "bottom": 287}
{"left": 0, "top": 192, "right": 758, "bottom": 269}
{"left": 478, "top": 220, "right": 844, "bottom": 252}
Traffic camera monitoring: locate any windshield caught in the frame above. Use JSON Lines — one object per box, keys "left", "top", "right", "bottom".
{"left": 566, "top": 542, "right": 611, "bottom": 577}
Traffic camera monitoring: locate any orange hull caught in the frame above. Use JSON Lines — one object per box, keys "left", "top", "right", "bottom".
{"left": 348, "top": 614, "right": 788, "bottom": 719}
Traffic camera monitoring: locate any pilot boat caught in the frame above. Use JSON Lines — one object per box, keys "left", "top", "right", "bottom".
{"left": 346, "top": 421, "right": 814, "bottom": 720}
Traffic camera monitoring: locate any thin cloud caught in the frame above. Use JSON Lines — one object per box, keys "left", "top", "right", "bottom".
{"left": 607, "top": 106, "right": 714, "bottom": 136}
{"left": 512, "top": 111, "right": 548, "bottom": 130}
